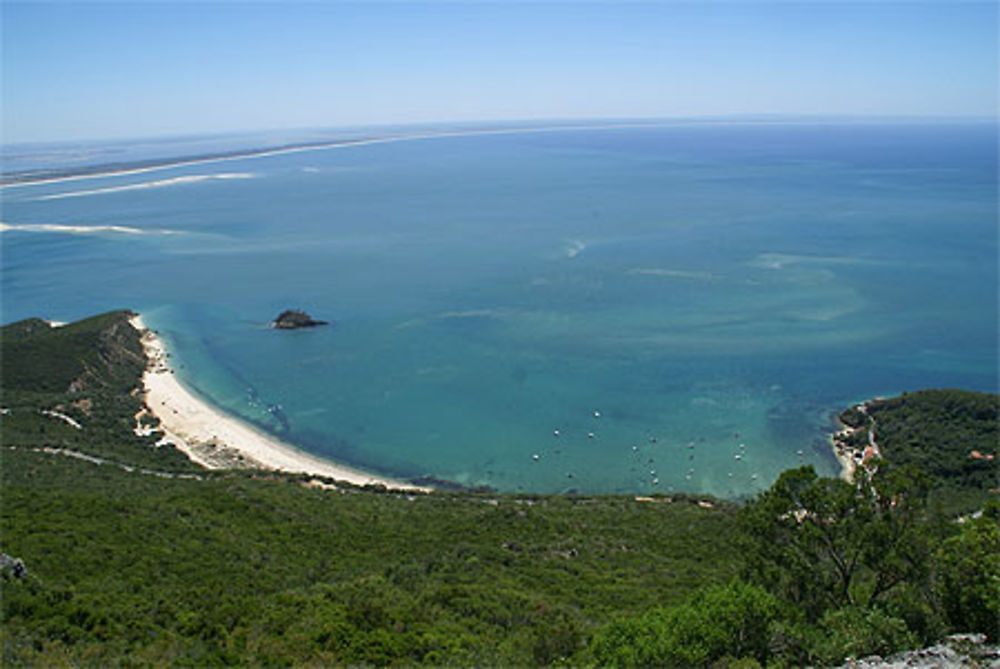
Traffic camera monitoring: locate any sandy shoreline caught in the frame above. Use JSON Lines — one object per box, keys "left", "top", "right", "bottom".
{"left": 829, "top": 416, "right": 859, "bottom": 482}
{"left": 129, "top": 314, "right": 424, "bottom": 491}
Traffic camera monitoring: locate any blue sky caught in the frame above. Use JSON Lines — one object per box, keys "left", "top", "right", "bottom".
{"left": 2, "top": 1, "right": 997, "bottom": 143}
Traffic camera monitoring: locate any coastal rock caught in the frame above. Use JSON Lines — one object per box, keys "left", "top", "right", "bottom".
{"left": 271, "top": 310, "right": 328, "bottom": 330}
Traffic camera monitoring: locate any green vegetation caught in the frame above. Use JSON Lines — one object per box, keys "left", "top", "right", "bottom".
{"left": 739, "top": 465, "right": 936, "bottom": 622}
{"left": 2, "top": 312, "right": 143, "bottom": 394}
{"left": 934, "top": 504, "right": 1000, "bottom": 637}
{"left": 589, "top": 464, "right": 998, "bottom": 667}
{"left": 735, "top": 466, "right": 941, "bottom": 664}
{"left": 1, "top": 449, "right": 740, "bottom": 665}
{"left": 587, "top": 581, "right": 783, "bottom": 666}
{"left": 1, "top": 311, "right": 200, "bottom": 472}
{"left": 872, "top": 390, "right": 998, "bottom": 511}
{"left": 843, "top": 389, "right": 998, "bottom": 515}
{"left": 2, "top": 311, "right": 997, "bottom": 665}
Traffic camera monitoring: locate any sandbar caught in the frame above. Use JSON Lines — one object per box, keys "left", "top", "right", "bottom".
{"left": 4, "top": 121, "right": 696, "bottom": 189}
{"left": 129, "top": 314, "right": 424, "bottom": 491}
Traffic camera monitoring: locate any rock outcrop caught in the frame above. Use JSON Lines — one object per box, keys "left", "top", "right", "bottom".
{"left": 271, "top": 310, "right": 328, "bottom": 330}
{"left": 837, "top": 634, "right": 1000, "bottom": 668}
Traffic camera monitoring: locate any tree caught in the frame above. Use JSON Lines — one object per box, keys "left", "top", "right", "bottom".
{"left": 738, "top": 465, "right": 934, "bottom": 623}
{"left": 934, "top": 515, "right": 1000, "bottom": 639}
{"left": 586, "top": 581, "right": 783, "bottom": 667}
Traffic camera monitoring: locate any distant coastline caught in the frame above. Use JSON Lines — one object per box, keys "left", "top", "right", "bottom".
{"left": 2, "top": 137, "right": 382, "bottom": 187}
{"left": 129, "top": 314, "right": 425, "bottom": 491}
{"left": 4, "top": 117, "right": 961, "bottom": 188}
{"left": 3, "top": 121, "right": 668, "bottom": 186}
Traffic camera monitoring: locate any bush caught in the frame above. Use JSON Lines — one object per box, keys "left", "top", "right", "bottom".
{"left": 586, "top": 581, "right": 783, "bottom": 667}
{"left": 531, "top": 608, "right": 583, "bottom": 665}
{"left": 811, "top": 606, "right": 918, "bottom": 664}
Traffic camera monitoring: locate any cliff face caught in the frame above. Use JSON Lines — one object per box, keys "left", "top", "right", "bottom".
{"left": 271, "top": 310, "right": 328, "bottom": 329}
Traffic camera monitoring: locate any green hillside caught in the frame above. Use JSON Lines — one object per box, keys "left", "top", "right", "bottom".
{"left": 1, "top": 311, "right": 997, "bottom": 665}
{"left": 868, "top": 390, "right": 998, "bottom": 515}
{"left": 1, "top": 449, "right": 739, "bottom": 665}
{"left": 0, "top": 311, "right": 199, "bottom": 472}
{"left": 1, "top": 311, "right": 148, "bottom": 394}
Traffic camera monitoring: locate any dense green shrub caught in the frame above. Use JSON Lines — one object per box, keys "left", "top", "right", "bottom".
{"left": 587, "top": 581, "right": 783, "bottom": 667}
{"left": 934, "top": 515, "right": 1000, "bottom": 640}
{"left": 810, "top": 606, "right": 918, "bottom": 664}
{"left": 864, "top": 390, "right": 999, "bottom": 515}
{"left": 1, "top": 448, "right": 740, "bottom": 665}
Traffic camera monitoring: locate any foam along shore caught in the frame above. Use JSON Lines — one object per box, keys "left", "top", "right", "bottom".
{"left": 129, "top": 314, "right": 424, "bottom": 491}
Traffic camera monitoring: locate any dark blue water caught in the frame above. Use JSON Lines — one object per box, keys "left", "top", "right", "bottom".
{"left": 2, "top": 122, "right": 996, "bottom": 495}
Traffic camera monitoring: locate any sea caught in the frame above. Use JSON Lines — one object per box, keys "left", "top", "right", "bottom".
{"left": 2, "top": 121, "right": 997, "bottom": 497}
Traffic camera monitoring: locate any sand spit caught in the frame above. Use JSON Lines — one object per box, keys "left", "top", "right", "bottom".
{"left": 2, "top": 119, "right": 765, "bottom": 189}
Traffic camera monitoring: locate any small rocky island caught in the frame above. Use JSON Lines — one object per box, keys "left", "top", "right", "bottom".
{"left": 270, "top": 309, "right": 329, "bottom": 329}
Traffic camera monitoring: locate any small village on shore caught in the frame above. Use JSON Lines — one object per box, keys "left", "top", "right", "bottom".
{"left": 831, "top": 400, "right": 883, "bottom": 482}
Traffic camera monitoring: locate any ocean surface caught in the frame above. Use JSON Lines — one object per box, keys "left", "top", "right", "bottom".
{"left": 2, "top": 122, "right": 996, "bottom": 496}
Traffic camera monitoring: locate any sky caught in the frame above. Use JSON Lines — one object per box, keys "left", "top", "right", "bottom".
{"left": 2, "top": 1, "right": 997, "bottom": 143}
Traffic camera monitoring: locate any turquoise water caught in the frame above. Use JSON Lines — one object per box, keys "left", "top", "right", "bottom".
{"left": 2, "top": 122, "right": 996, "bottom": 496}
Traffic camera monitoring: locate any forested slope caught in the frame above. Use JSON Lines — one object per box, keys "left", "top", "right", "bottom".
{"left": 841, "top": 389, "right": 998, "bottom": 515}
{"left": 1, "top": 312, "right": 996, "bottom": 666}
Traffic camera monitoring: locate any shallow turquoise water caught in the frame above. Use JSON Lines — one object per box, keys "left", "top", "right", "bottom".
{"left": 2, "top": 123, "right": 996, "bottom": 495}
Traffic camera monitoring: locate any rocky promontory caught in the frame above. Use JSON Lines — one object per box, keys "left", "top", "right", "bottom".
{"left": 271, "top": 310, "right": 329, "bottom": 329}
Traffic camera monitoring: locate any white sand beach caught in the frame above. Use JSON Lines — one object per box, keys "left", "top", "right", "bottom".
{"left": 129, "top": 314, "right": 423, "bottom": 491}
